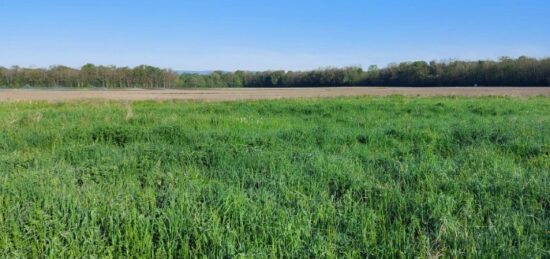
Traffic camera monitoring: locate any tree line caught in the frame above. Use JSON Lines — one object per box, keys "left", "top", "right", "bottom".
{"left": 1, "top": 56, "right": 549, "bottom": 88}
{"left": 0, "top": 64, "right": 179, "bottom": 88}
{"left": 181, "top": 56, "right": 550, "bottom": 87}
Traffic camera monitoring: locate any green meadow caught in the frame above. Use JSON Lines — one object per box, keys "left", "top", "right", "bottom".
{"left": 0, "top": 96, "right": 549, "bottom": 257}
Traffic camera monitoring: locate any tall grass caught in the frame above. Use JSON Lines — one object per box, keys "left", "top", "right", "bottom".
{"left": 0, "top": 96, "right": 548, "bottom": 257}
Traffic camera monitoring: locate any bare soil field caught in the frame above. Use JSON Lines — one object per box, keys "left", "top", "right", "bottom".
{"left": 0, "top": 87, "right": 548, "bottom": 102}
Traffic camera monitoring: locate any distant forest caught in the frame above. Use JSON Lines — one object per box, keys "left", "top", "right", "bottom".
{"left": 0, "top": 64, "right": 180, "bottom": 88}
{"left": 1, "top": 56, "right": 549, "bottom": 88}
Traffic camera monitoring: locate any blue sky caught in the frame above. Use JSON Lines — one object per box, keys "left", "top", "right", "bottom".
{"left": 1, "top": 0, "right": 548, "bottom": 70}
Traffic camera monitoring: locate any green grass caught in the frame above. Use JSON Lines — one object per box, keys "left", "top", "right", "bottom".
{"left": 0, "top": 96, "right": 549, "bottom": 258}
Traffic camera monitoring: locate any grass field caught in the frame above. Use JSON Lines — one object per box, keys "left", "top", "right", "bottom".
{"left": 0, "top": 96, "right": 549, "bottom": 257}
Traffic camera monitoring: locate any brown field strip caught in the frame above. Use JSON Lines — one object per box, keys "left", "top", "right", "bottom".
{"left": 0, "top": 87, "right": 549, "bottom": 102}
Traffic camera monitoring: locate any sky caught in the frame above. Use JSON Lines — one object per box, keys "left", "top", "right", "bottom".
{"left": 1, "top": 0, "right": 549, "bottom": 71}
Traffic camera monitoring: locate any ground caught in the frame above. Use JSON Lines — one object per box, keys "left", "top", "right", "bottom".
{"left": 0, "top": 87, "right": 549, "bottom": 102}
{"left": 0, "top": 95, "right": 548, "bottom": 257}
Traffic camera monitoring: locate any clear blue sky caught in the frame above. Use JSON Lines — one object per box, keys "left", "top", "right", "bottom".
{"left": 1, "top": 0, "right": 548, "bottom": 71}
